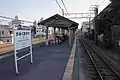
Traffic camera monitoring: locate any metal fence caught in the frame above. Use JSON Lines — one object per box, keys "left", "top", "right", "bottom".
{"left": 0, "top": 35, "right": 54, "bottom": 55}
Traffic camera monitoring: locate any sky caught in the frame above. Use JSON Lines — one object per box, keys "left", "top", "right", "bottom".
{"left": 0, "top": 0, "right": 110, "bottom": 28}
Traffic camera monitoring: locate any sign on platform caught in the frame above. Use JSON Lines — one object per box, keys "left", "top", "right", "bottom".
{"left": 14, "top": 30, "right": 31, "bottom": 50}
{"left": 35, "top": 25, "right": 46, "bottom": 35}
{"left": 36, "top": 25, "right": 42, "bottom": 35}
{"left": 14, "top": 30, "right": 33, "bottom": 74}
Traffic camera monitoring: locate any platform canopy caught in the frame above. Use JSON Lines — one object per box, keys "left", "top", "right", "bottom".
{"left": 38, "top": 14, "right": 78, "bottom": 30}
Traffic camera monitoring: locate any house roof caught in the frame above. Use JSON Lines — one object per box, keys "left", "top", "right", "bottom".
{"left": 38, "top": 14, "right": 78, "bottom": 30}
{"left": 0, "top": 25, "right": 13, "bottom": 30}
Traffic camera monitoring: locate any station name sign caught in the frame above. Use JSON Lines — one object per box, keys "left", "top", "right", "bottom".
{"left": 14, "top": 30, "right": 31, "bottom": 50}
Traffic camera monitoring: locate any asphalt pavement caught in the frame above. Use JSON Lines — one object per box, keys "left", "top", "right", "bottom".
{"left": 0, "top": 42, "right": 70, "bottom": 80}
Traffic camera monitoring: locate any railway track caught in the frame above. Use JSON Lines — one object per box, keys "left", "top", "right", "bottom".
{"left": 79, "top": 38, "right": 120, "bottom": 80}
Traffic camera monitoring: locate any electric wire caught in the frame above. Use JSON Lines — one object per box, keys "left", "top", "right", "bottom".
{"left": 61, "top": 0, "right": 68, "bottom": 13}
{"left": 55, "top": 0, "right": 63, "bottom": 10}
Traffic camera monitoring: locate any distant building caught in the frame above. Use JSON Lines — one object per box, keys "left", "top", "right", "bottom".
{"left": 0, "top": 25, "right": 13, "bottom": 43}
{"left": 0, "top": 24, "right": 33, "bottom": 44}
{"left": 9, "top": 15, "right": 21, "bottom": 28}
{"left": 81, "top": 21, "right": 89, "bottom": 32}
{"left": 81, "top": 21, "right": 90, "bottom": 36}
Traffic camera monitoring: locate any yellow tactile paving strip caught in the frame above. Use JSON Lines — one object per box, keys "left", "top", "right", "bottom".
{"left": 62, "top": 38, "right": 76, "bottom": 80}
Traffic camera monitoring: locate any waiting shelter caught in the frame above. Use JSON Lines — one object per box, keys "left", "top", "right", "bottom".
{"left": 38, "top": 14, "right": 78, "bottom": 47}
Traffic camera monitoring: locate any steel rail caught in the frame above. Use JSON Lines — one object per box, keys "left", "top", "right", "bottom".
{"left": 79, "top": 38, "right": 103, "bottom": 80}
{"left": 88, "top": 42, "right": 120, "bottom": 78}
{"left": 81, "top": 38, "right": 120, "bottom": 79}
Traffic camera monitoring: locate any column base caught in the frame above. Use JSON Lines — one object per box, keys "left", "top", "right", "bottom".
{"left": 45, "top": 40, "right": 49, "bottom": 46}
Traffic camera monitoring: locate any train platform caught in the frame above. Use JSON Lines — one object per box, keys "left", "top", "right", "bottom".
{"left": 0, "top": 40, "right": 78, "bottom": 80}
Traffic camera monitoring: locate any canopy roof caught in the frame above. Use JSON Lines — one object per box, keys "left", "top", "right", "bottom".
{"left": 38, "top": 14, "right": 78, "bottom": 30}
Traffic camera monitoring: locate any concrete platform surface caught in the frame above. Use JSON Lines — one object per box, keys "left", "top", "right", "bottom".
{"left": 0, "top": 42, "right": 70, "bottom": 80}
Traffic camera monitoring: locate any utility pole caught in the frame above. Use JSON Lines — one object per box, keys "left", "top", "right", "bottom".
{"left": 94, "top": 7, "right": 98, "bottom": 45}
{"left": 62, "top": 9, "right": 64, "bottom": 16}
{"left": 89, "top": 5, "right": 99, "bottom": 45}
{"left": 88, "top": 17, "right": 91, "bottom": 40}
{"left": 54, "top": 0, "right": 64, "bottom": 16}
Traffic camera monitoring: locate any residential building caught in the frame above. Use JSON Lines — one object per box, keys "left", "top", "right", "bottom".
{"left": 81, "top": 21, "right": 90, "bottom": 36}
{"left": 9, "top": 15, "right": 21, "bottom": 28}
{"left": 81, "top": 22, "right": 89, "bottom": 32}
{"left": 0, "top": 25, "right": 13, "bottom": 43}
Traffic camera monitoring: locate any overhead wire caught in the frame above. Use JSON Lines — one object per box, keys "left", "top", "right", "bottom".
{"left": 55, "top": 0, "right": 63, "bottom": 10}
{"left": 61, "top": 0, "right": 68, "bottom": 13}
{"left": 95, "top": 0, "right": 100, "bottom": 5}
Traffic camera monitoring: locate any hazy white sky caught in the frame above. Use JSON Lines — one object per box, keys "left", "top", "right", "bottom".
{"left": 0, "top": 0, "right": 110, "bottom": 28}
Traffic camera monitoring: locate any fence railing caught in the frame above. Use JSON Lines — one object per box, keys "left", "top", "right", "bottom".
{"left": 0, "top": 44, "right": 13, "bottom": 49}
{"left": 0, "top": 36, "right": 54, "bottom": 55}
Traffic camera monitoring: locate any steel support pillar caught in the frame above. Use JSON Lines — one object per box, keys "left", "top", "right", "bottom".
{"left": 45, "top": 27, "right": 49, "bottom": 46}
{"left": 54, "top": 27, "right": 56, "bottom": 44}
